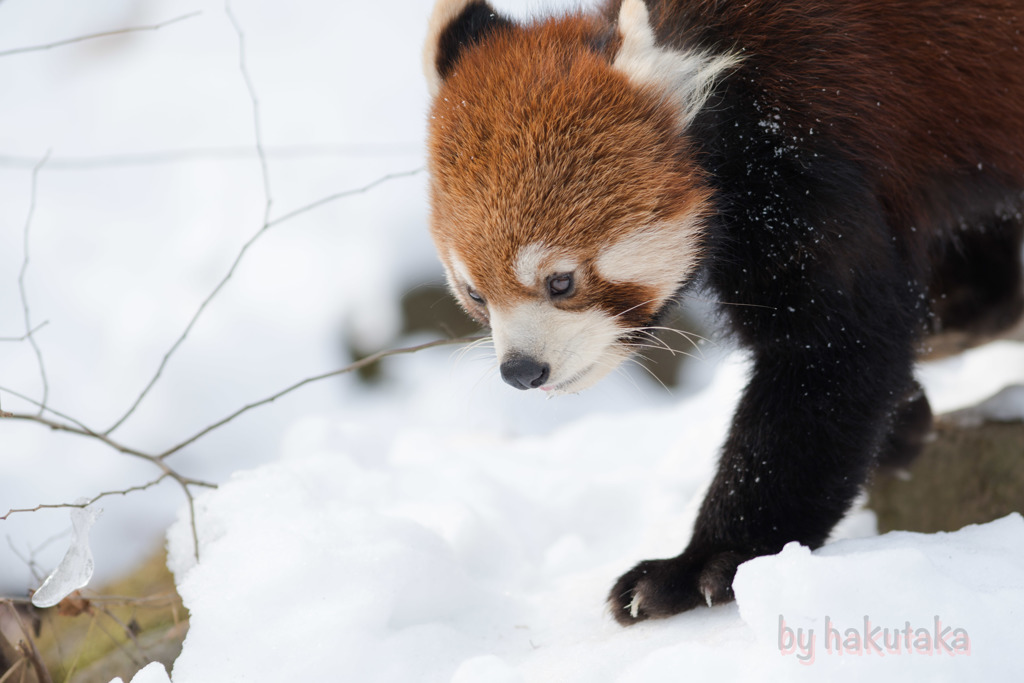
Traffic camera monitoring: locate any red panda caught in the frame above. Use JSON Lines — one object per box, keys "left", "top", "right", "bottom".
{"left": 423, "top": 0, "right": 1024, "bottom": 625}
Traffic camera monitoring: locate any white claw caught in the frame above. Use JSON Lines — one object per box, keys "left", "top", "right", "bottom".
{"left": 629, "top": 593, "right": 642, "bottom": 619}
{"left": 702, "top": 586, "right": 714, "bottom": 608}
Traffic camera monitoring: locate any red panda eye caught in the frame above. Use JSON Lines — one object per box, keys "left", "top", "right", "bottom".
{"left": 547, "top": 273, "right": 575, "bottom": 298}
{"left": 467, "top": 286, "right": 485, "bottom": 305}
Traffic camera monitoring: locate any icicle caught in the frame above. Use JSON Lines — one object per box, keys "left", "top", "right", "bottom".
{"left": 31, "top": 502, "right": 102, "bottom": 608}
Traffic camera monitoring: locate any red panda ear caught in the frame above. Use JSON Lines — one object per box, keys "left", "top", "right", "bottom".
{"left": 613, "top": 0, "right": 740, "bottom": 129}
{"left": 424, "top": 0, "right": 512, "bottom": 97}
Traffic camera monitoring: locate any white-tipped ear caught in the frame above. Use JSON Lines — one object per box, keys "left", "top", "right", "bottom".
{"left": 424, "top": 0, "right": 476, "bottom": 97}
{"left": 424, "top": 0, "right": 509, "bottom": 97}
{"left": 613, "top": 0, "right": 740, "bottom": 128}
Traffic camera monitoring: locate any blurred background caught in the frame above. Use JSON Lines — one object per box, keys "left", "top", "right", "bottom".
{"left": 0, "top": 0, "right": 715, "bottom": 596}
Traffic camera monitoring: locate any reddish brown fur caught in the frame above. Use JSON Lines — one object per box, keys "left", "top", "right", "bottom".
{"left": 427, "top": 14, "right": 710, "bottom": 319}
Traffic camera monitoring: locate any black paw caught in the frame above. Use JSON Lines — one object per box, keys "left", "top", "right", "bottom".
{"left": 607, "top": 551, "right": 746, "bottom": 626}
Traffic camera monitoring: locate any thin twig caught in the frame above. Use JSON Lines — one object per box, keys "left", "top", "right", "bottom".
{"left": 105, "top": 5, "right": 268, "bottom": 437}
{"left": 0, "top": 320, "right": 49, "bottom": 342}
{"left": 6, "top": 536, "right": 45, "bottom": 583}
{"left": 0, "top": 407, "right": 218, "bottom": 493}
{"left": 3, "top": 602, "right": 53, "bottom": 683}
{"left": 18, "top": 152, "right": 51, "bottom": 415}
{"left": 100, "top": 12, "right": 421, "bottom": 434}
{"left": 1, "top": 386, "right": 173, "bottom": 463}
{"left": 265, "top": 167, "right": 424, "bottom": 229}
{"left": 95, "top": 608, "right": 147, "bottom": 666}
{"left": 0, "top": 657, "right": 26, "bottom": 683}
{"left": 104, "top": 164, "right": 426, "bottom": 436}
{"left": 0, "top": 385, "right": 93, "bottom": 433}
{"left": 0, "top": 474, "right": 172, "bottom": 521}
{"left": 0, "top": 385, "right": 216, "bottom": 560}
{"left": 0, "top": 143, "right": 421, "bottom": 169}
{"left": 0, "top": 591, "right": 180, "bottom": 607}
{"left": 87, "top": 592, "right": 179, "bottom": 606}
{"left": 2, "top": 331, "right": 483, "bottom": 559}
{"left": 0, "top": 11, "right": 200, "bottom": 58}
{"left": 226, "top": 1, "right": 272, "bottom": 217}
{"left": 159, "top": 335, "right": 483, "bottom": 459}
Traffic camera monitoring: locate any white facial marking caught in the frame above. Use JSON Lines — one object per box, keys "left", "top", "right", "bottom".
{"left": 514, "top": 242, "right": 551, "bottom": 288}
{"left": 514, "top": 242, "right": 578, "bottom": 288}
{"left": 490, "top": 301, "right": 629, "bottom": 394}
{"left": 596, "top": 214, "right": 704, "bottom": 298}
{"left": 614, "top": 0, "right": 741, "bottom": 128}
{"left": 447, "top": 250, "right": 477, "bottom": 292}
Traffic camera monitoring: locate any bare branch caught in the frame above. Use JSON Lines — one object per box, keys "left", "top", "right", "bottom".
{"left": 0, "top": 3, "right": 439, "bottom": 570}
{"left": 0, "top": 474, "right": 172, "bottom": 521}
{"left": 6, "top": 535, "right": 47, "bottom": 583}
{"left": 2, "top": 331, "right": 482, "bottom": 560}
{"left": 0, "top": 143, "right": 421, "bottom": 169}
{"left": 5, "top": 335, "right": 482, "bottom": 461}
{"left": 0, "top": 384, "right": 216, "bottom": 559}
{"left": 104, "top": 3, "right": 273, "bottom": 437}
{"left": 0, "top": 386, "right": 85, "bottom": 427}
{"left": 0, "top": 385, "right": 170, "bottom": 462}
{"left": 0, "top": 320, "right": 49, "bottom": 342}
{"left": 0, "top": 11, "right": 201, "bottom": 58}
{"left": 159, "top": 335, "right": 483, "bottom": 459}
{"left": 226, "top": 1, "right": 272, "bottom": 216}
{"left": 0, "top": 590, "right": 180, "bottom": 607}
{"left": 18, "top": 152, "right": 51, "bottom": 415}
{"left": 86, "top": 592, "right": 179, "bottom": 606}
{"left": 3, "top": 602, "right": 53, "bottom": 683}
{"left": 0, "top": 657, "right": 27, "bottom": 683}
{"left": 99, "top": 10, "right": 423, "bottom": 435}
{"left": 98, "top": 605, "right": 149, "bottom": 662}
{"left": 104, "top": 169, "right": 424, "bottom": 434}
{"left": 265, "top": 166, "right": 424, "bottom": 229}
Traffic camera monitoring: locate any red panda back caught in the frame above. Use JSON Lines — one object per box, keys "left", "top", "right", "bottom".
{"left": 616, "top": 0, "right": 1024, "bottom": 234}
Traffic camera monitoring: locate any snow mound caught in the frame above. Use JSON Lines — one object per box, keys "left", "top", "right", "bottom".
{"left": 149, "top": 351, "right": 1024, "bottom": 682}
{"left": 944, "top": 384, "right": 1024, "bottom": 426}
{"left": 735, "top": 515, "right": 1024, "bottom": 680}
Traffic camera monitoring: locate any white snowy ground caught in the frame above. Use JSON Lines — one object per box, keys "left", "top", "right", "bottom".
{"left": 113, "top": 341, "right": 1024, "bottom": 683}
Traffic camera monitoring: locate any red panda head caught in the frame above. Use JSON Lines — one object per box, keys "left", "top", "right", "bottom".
{"left": 424, "top": 0, "right": 735, "bottom": 393}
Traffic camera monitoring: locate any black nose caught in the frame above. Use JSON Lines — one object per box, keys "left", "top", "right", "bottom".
{"left": 500, "top": 356, "right": 550, "bottom": 390}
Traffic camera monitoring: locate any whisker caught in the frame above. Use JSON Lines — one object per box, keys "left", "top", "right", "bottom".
{"left": 642, "top": 326, "right": 714, "bottom": 346}
{"left": 616, "top": 350, "right": 673, "bottom": 394}
{"left": 469, "top": 362, "right": 500, "bottom": 395}
{"left": 451, "top": 336, "right": 494, "bottom": 367}
{"left": 619, "top": 325, "right": 712, "bottom": 359}
{"left": 611, "top": 361, "right": 644, "bottom": 394}
{"left": 678, "top": 293, "right": 778, "bottom": 311}
{"left": 629, "top": 330, "right": 676, "bottom": 354}
{"left": 611, "top": 297, "right": 664, "bottom": 320}
{"left": 623, "top": 342, "right": 703, "bottom": 363}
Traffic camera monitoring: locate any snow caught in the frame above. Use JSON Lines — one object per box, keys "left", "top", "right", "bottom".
{"left": 137, "top": 343, "right": 1020, "bottom": 683}
{"left": 943, "top": 384, "right": 1024, "bottom": 427}
{"left": 917, "top": 341, "right": 1024, "bottom": 414}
